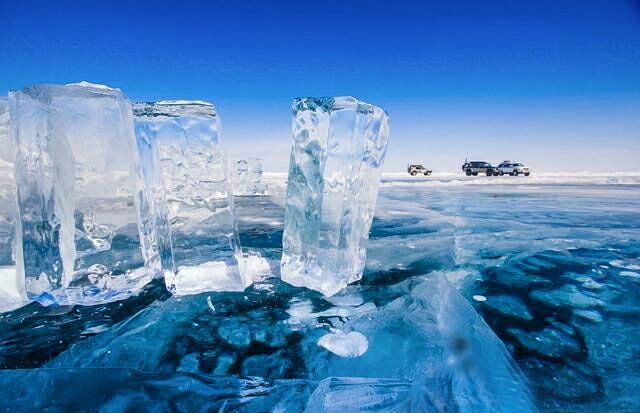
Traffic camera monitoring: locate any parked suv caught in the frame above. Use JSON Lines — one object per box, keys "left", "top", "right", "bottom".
{"left": 462, "top": 161, "right": 499, "bottom": 176}
{"left": 497, "top": 161, "right": 530, "bottom": 176}
{"left": 407, "top": 164, "right": 432, "bottom": 176}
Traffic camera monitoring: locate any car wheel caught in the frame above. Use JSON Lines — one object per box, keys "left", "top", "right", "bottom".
{"left": 512, "top": 170, "right": 518, "bottom": 176}
{"left": 410, "top": 171, "right": 417, "bottom": 176}
{"left": 524, "top": 173, "right": 530, "bottom": 176}
{"left": 499, "top": 171, "right": 504, "bottom": 176}
{"left": 466, "top": 169, "right": 472, "bottom": 176}
{"left": 424, "top": 172, "right": 428, "bottom": 176}
{"left": 486, "top": 171, "right": 492, "bottom": 176}
{"left": 472, "top": 172, "right": 478, "bottom": 176}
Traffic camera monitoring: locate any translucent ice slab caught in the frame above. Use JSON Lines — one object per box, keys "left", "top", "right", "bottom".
{"left": 9, "top": 82, "right": 163, "bottom": 305}
{"left": 281, "top": 96, "right": 390, "bottom": 296}
{"left": 133, "top": 101, "right": 258, "bottom": 295}
{"left": 0, "top": 97, "right": 26, "bottom": 312}
{"left": 300, "top": 276, "right": 538, "bottom": 412}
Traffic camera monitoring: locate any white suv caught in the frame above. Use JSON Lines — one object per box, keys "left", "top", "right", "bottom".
{"left": 498, "top": 161, "right": 530, "bottom": 176}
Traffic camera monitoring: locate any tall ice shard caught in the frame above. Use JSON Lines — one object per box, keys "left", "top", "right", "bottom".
{"left": 9, "top": 82, "right": 162, "bottom": 305}
{"left": 133, "top": 101, "right": 252, "bottom": 295}
{"left": 281, "top": 97, "right": 390, "bottom": 296}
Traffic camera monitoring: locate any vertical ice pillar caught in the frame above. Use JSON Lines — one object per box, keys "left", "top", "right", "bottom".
{"left": 281, "top": 96, "right": 390, "bottom": 296}
{"left": 133, "top": 101, "right": 251, "bottom": 295}
{"left": 9, "top": 82, "right": 163, "bottom": 306}
{"left": 0, "top": 97, "right": 26, "bottom": 311}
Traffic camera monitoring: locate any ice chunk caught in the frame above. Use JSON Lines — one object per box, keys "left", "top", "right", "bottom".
{"left": 0, "top": 368, "right": 314, "bottom": 412}
{"left": 8, "top": 82, "right": 163, "bottom": 306}
{"left": 302, "top": 276, "right": 538, "bottom": 412}
{"left": 482, "top": 295, "right": 534, "bottom": 322}
{"left": 133, "top": 101, "right": 256, "bottom": 294}
{"left": 233, "top": 158, "right": 268, "bottom": 196}
{"left": 305, "top": 377, "right": 449, "bottom": 413}
{"left": 530, "top": 284, "right": 604, "bottom": 309}
{"left": 0, "top": 97, "right": 27, "bottom": 312}
{"left": 506, "top": 327, "right": 582, "bottom": 359}
{"left": 281, "top": 96, "right": 390, "bottom": 296}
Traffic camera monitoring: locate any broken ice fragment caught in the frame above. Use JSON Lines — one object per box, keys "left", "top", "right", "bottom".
{"left": 133, "top": 101, "right": 259, "bottom": 295}
{"left": 483, "top": 295, "right": 534, "bottom": 322}
{"left": 9, "top": 82, "right": 162, "bottom": 305}
{"left": 281, "top": 96, "right": 390, "bottom": 296}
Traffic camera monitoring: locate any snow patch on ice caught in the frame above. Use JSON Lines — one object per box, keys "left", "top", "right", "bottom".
{"left": 317, "top": 330, "right": 369, "bottom": 358}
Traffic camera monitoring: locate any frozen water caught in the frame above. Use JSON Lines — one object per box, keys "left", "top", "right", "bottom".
{"left": 1, "top": 176, "right": 639, "bottom": 412}
{"left": 0, "top": 97, "right": 26, "bottom": 312}
{"left": 482, "top": 295, "right": 534, "bottom": 321}
{"left": 233, "top": 158, "right": 268, "bottom": 196}
{"left": 530, "top": 284, "right": 604, "bottom": 309}
{"left": 0, "top": 368, "right": 314, "bottom": 412}
{"left": 301, "top": 276, "right": 537, "bottom": 412}
{"left": 8, "top": 82, "right": 163, "bottom": 306}
{"left": 281, "top": 96, "right": 390, "bottom": 296}
{"left": 305, "top": 377, "right": 451, "bottom": 412}
{"left": 133, "top": 101, "right": 264, "bottom": 295}
{"left": 41, "top": 278, "right": 535, "bottom": 412}
{"left": 506, "top": 327, "right": 582, "bottom": 359}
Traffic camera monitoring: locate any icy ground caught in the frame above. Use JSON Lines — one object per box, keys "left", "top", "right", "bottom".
{"left": 1, "top": 174, "right": 639, "bottom": 412}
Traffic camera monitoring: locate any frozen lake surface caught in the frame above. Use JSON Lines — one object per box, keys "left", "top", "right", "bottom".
{"left": 1, "top": 174, "right": 639, "bottom": 412}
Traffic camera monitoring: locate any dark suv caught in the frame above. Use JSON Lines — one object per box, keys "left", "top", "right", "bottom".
{"left": 462, "top": 161, "right": 499, "bottom": 176}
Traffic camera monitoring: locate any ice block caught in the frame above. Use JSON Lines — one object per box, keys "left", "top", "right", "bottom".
{"left": 133, "top": 101, "right": 253, "bottom": 295}
{"left": 281, "top": 96, "right": 390, "bottom": 296}
{"left": 9, "top": 82, "right": 164, "bottom": 305}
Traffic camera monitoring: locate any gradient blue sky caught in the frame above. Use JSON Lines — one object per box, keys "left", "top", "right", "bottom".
{"left": 1, "top": 0, "right": 639, "bottom": 172}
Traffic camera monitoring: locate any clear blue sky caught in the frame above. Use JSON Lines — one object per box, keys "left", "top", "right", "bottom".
{"left": 1, "top": 0, "right": 639, "bottom": 172}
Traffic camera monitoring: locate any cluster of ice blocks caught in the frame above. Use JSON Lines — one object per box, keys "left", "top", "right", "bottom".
{"left": 233, "top": 158, "right": 268, "bottom": 196}
{"left": 0, "top": 83, "right": 390, "bottom": 309}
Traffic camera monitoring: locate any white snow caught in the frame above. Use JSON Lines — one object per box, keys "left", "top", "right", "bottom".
{"left": 317, "top": 330, "right": 369, "bottom": 358}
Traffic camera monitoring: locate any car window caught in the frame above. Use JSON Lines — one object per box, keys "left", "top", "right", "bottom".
{"left": 514, "top": 163, "right": 522, "bottom": 166}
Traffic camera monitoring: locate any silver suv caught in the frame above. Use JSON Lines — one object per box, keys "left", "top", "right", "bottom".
{"left": 407, "top": 164, "right": 432, "bottom": 176}
{"left": 497, "top": 161, "right": 530, "bottom": 176}
{"left": 462, "top": 161, "right": 499, "bottom": 176}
